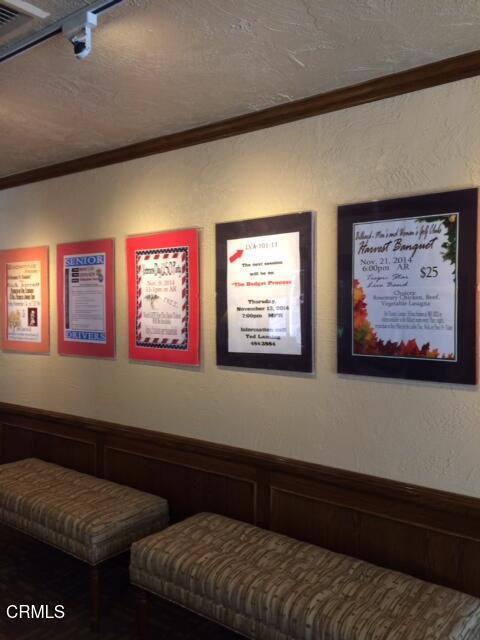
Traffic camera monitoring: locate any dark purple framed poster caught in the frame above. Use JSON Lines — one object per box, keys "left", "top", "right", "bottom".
{"left": 337, "top": 188, "right": 478, "bottom": 384}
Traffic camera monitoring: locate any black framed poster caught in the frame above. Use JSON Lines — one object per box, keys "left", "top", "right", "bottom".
{"left": 337, "top": 188, "right": 478, "bottom": 384}
{"left": 216, "top": 211, "right": 314, "bottom": 372}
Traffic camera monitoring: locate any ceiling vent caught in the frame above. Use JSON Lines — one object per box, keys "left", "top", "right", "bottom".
{"left": 0, "top": 1, "right": 49, "bottom": 44}
{"left": 0, "top": 3, "right": 31, "bottom": 38}
{"left": 1, "top": 0, "right": 121, "bottom": 63}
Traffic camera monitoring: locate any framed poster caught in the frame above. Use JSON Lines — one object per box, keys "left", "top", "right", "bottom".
{"left": 57, "top": 239, "right": 115, "bottom": 358}
{"left": 127, "top": 228, "right": 199, "bottom": 366}
{"left": 0, "top": 246, "right": 49, "bottom": 354}
{"left": 338, "top": 188, "right": 478, "bottom": 384}
{"left": 216, "top": 211, "right": 314, "bottom": 372}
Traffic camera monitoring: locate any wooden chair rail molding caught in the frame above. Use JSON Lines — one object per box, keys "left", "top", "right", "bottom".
{"left": 2, "top": 48, "right": 480, "bottom": 191}
{"left": 0, "top": 400, "right": 479, "bottom": 597}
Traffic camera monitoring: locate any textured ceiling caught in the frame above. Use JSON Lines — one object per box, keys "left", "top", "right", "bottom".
{"left": 2, "top": 0, "right": 480, "bottom": 178}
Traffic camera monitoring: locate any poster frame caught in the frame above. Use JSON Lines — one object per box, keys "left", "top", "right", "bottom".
{"left": 216, "top": 211, "right": 314, "bottom": 372}
{"left": 0, "top": 245, "right": 50, "bottom": 354}
{"left": 57, "top": 238, "right": 115, "bottom": 358}
{"left": 126, "top": 228, "right": 200, "bottom": 366}
{"left": 337, "top": 188, "right": 478, "bottom": 384}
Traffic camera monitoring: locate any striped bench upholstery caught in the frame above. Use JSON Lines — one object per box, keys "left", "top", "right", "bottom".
{"left": 131, "top": 512, "right": 480, "bottom": 640}
{"left": 0, "top": 458, "right": 169, "bottom": 565}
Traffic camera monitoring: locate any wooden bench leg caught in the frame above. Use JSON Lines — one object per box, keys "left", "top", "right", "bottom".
{"left": 89, "top": 564, "right": 101, "bottom": 632}
{"left": 135, "top": 587, "right": 150, "bottom": 640}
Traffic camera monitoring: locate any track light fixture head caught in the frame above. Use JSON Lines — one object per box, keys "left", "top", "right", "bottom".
{"left": 62, "top": 11, "right": 97, "bottom": 60}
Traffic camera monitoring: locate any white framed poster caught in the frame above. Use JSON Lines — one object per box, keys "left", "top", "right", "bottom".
{"left": 216, "top": 212, "right": 313, "bottom": 372}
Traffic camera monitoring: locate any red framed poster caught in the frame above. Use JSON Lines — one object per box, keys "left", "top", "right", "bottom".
{"left": 57, "top": 239, "right": 115, "bottom": 358}
{"left": 0, "top": 246, "right": 50, "bottom": 354}
{"left": 127, "top": 229, "right": 199, "bottom": 365}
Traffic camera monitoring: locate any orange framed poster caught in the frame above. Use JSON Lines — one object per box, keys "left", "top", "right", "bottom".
{"left": 0, "top": 246, "right": 50, "bottom": 354}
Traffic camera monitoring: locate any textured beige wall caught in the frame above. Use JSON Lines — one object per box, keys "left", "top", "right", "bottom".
{"left": 1, "top": 77, "right": 480, "bottom": 496}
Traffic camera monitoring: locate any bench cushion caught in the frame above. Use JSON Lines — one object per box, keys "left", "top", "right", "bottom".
{"left": 0, "top": 458, "right": 169, "bottom": 565}
{"left": 130, "top": 512, "right": 480, "bottom": 640}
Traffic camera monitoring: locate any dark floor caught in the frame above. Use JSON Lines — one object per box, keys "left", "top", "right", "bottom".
{"left": 0, "top": 526, "right": 240, "bottom": 639}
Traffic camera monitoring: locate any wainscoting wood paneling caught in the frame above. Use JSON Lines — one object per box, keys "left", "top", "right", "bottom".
{"left": 0, "top": 401, "right": 479, "bottom": 598}
{"left": 270, "top": 482, "right": 469, "bottom": 594}
{"left": 103, "top": 444, "right": 257, "bottom": 525}
{"left": 0, "top": 419, "right": 97, "bottom": 475}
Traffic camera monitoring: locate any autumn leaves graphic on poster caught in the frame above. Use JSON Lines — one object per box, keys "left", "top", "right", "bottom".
{"left": 338, "top": 188, "right": 477, "bottom": 384}
{"left": 352, "top": 214, "right": 457, "bottom": 361}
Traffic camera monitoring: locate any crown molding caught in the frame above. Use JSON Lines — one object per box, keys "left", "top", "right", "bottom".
{"left": 2, "top": 48, "right": 480, "bottom": 191}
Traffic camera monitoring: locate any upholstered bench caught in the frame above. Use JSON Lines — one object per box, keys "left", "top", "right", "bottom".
{"left": 131, "top": 512, "right": 480, "bottom": 640}
{"left": 0, "top": 457, "right": 169, "bottom": 629}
